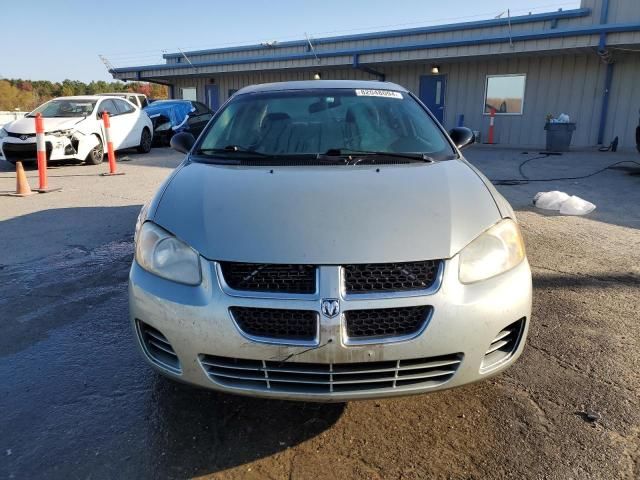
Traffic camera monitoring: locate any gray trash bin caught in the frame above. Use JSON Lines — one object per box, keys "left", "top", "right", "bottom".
{"left": 544, "top": 122, "right": 576, "bottom": 152}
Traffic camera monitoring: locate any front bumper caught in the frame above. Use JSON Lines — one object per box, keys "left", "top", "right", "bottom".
{"left": 1, "top": 132, "right": 98, "bottom": 162}
{"left": 129, "top": 256, "right": 532, "bottom": 401}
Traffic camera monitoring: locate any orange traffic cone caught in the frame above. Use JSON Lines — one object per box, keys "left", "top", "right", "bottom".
{"left": 13, "top": 161, "right": 34, "bottom": 196}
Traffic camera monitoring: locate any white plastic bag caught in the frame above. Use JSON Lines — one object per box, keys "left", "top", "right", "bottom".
{"left": 533, "top": 191, "right": 570, "bottom": 210}
{"left": 559, "top": 195, "right": 596, "bottom": 215}
{"left": 534, "top": 191, "right": 596, "bottom": 215}
{"left": 556, "top": 113, "right": 570, "bottom": 123}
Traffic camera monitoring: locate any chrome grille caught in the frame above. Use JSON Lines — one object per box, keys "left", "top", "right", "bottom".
{"left": 230, "top": 307, "right": 318, "bottom": 342}
{"left": 137, "top": 320, "right": 181, "bottom": 372}
{"left": 345, "top": 306, "right": 432, "bottom": 340}
{"left": 481, "top": 318, "right": 525, "bottom": 371}
{"left": 200, "top": 354, "right": 463, "bottom": 394}
{"left": 7, "top": 132, "right": 36, "bottom": 138}
{"left": 344, "top": 261, "right": 441, "bottom": 294}
{"left": 220, "top": 262, "right": 317, "bottom": 294}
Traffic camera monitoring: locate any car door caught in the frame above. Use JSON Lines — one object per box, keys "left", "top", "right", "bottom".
{"left": 187, "top": 102, "right": 214, "bottom": 138}
{"left": 113, "top": 99, "right": 141, "bottom": 149}
{"left": 97, "top": 99, "right": 127, "bottom": 150}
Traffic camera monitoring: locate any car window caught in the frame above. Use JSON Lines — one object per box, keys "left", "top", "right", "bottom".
{"left": 197, "top": 89, "right": 454, "bottom": 159}
{"left": 114, "top": 99, "right": 136, "bottom": 114}
{"left": 187, "top": 113, "right": 213, "bottom": 126}
{"left": 127, "top": 95, "right": 139, "bottom": 107}
{"left": 139, "top": 97, "right": 149, "bottom": 108}
{"left": 192, "top": 102, "right": 211, "bottom": 116}
{"left": 98, "top": 99, "right": 119, "bottom": 117}
{"left": 29, "top": 99, "right": 97, "bottom": 118}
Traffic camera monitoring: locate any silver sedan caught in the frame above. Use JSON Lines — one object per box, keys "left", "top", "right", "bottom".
{"left": 130, "top": 80, "right": 531, "bottom": 401}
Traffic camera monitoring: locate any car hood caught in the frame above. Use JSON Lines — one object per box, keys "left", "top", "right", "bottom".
{"left": 5, "top": 116, "right": 85, "bottom": 134}
{"left": 152, "top": 160, "right": 502, "bottom": 264}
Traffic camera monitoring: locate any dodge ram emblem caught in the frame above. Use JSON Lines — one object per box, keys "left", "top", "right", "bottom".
{"left": 321, "top": 299, "right": 340, "bottom": 318}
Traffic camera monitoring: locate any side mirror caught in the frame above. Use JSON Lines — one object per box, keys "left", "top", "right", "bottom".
{"left": 449, "top": 127, "right": 475, "bottom": 150}
{"left": 170, "top": 132, "right": 196, "bottom": 154}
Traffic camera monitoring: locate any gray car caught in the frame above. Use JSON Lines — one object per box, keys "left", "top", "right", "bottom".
{"left": 130, "top": 80, "right": 531, "bottom": 401}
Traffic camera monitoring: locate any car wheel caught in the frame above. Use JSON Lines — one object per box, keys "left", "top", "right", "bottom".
{"left": 85, "top": 137, "right": 104, "bottom": 165}
{"left": 137, "top": 128, "right": 152, "bottom": 153}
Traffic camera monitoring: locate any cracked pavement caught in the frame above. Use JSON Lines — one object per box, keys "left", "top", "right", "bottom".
{"left": 1, "top": 147, "right": 639, "bottom": 479}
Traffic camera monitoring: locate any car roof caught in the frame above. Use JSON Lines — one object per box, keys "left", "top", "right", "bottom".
{"left": 48, "top": 96, "right": 106, "bottom": 101}
{"left": 236, "top": 80, "right": 408, "bottom": 95}
{"left": 99, "top": 93, "right": 145, "bottom": 97}
{"left": 146, "top": 99, "right": 193, "bottom": 105}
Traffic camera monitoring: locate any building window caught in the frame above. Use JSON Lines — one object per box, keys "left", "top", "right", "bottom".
{"left": 182, "top": 87, "right": 197, "bottom": 101}
{"left": 484, "top": 74, "right": 526, "bottom": 115}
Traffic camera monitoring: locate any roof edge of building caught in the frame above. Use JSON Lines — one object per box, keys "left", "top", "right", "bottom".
{"left": 112, "top": 20, "right": 640, "bottom": 76}
{"left": 161, "top": 8, "right": 591, "bottom": 59}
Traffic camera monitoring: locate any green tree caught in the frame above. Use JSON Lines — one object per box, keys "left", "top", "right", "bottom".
{"left": 0, "top": 78, "right": 170, "bottom": 110}
{"left": 0, "top": 80, "right": 35, "bottom": 110}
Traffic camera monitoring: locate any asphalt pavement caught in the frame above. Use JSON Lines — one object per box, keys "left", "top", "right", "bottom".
{"left": 1, "top": 147, "right": 638, "bottom": 479}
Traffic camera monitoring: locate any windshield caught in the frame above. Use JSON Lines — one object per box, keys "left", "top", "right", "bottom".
{"left": 29, "top": 99, "right": 97, "bottom": 118}
{"left": 195, "top": 89, "right": 455, "bottom": 161}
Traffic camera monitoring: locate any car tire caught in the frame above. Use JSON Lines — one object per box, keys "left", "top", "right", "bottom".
{"left": 85, "top": 136, "right": 104, "bottom": 165}
{"left": 137, "top": 128, "right": 152, "bottom": 154}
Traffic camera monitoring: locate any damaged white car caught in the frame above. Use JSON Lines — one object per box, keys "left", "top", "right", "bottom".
{"left": 0, "top": 96, "right": 153, "bottom": 165}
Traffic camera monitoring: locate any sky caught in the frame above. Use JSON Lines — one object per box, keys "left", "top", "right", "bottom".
{"left": 2, "top": 0, "right": 580, "bottom": 83}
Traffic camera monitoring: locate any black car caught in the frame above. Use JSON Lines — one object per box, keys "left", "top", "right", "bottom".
{"left": 143, "top": 100, "right": 213, "bottom": 146}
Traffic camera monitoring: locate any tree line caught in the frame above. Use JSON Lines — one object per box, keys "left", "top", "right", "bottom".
{"left": 0, "top": 79, "right": 168, "bottom": 111}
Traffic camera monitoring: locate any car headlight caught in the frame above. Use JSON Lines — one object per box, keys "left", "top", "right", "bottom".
{"left": 134, "top": 202, "right": 150, "bottom": 242}
{"left": 135, "top": 222, "right": 201, "bottom": 285}
{"left": 155, "top": 122, "right": 172, "bottom": 132}
{"left": 0, "top": 128, "right": 8, "bottom": 139}
{"left": 50, "top": 129, "right": 73, "bottom": 137}
{"left": 458, "top": 219, "right": 525, "bottom": 284}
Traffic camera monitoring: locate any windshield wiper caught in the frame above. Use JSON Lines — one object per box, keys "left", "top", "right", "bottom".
{"left": 323, "top": 148, "right": 435, "bottom": 164}
{"left": 196, "top": 145, "right": 273, "bottom": 157}
{"left": 195, "top": 146, "right": 348, "bottom": 164}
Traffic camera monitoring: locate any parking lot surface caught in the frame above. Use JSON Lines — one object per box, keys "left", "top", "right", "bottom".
{"left": 1, "top": 148, "right": 639, "bottom": 479}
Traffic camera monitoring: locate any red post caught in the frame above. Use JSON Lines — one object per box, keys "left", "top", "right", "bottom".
{"left": 35, "top": 113, "right": 48, "bottom": 190}
{"left": 102, "top": 112, "right": 118, "bottom": 174}
{"left": 488, "top": 107, "right": 496, "bottom": 144}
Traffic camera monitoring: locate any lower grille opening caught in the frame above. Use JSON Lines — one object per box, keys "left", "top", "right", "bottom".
{"left": 136, "top": 320, "right": 181, "bottom": 373}
{"left": 344, "top": 306, "right": 432, "bottom": 341}
{"left": 230, "top": 307, "right": 318, "bottom": 343}
{"left": 200, "top": 353, "right": 463, "bottom": 395}
{"left": 3, "top": 142, "right": 52, "bottom": 162}
{"left": 481, "top": 318, "right": 526, "bottom": 372}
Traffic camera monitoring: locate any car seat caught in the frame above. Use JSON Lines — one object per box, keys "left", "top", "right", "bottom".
{"left": 344, "top": 103, "right": 381, "bottom": 151}
{"left": 259, "top": 113, "right": 291, "bottom": 152}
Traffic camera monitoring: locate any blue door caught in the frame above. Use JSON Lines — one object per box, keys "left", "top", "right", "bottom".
{"left": 419, "top": 75, "right": 446, "bottom": 124}
{"left": 205, "top": 84, "right": 220, "bottom": 111}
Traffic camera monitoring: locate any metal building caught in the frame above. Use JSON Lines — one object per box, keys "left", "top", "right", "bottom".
{"left": 111, "top": 0, "right": 640, "bottom": 150}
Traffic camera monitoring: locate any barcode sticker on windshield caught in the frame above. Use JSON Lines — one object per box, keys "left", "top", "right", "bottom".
{"left": 355, "top": 89, "right": 403, "bottom": 99}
